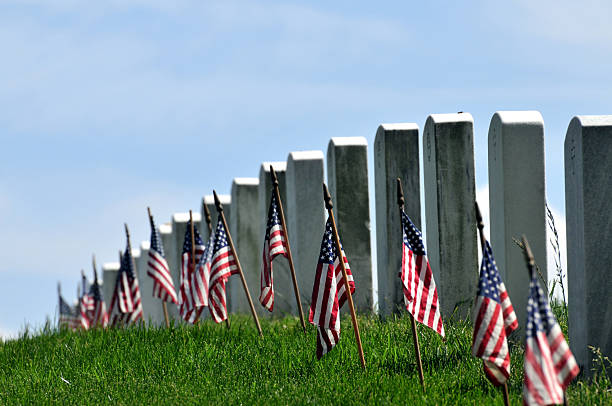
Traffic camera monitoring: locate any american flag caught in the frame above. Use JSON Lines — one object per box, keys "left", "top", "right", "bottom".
{"left": 259, "top": 192, "right": 288, "bottom": 312}
{"left": 208, "top": 217, "right": 239, "bottom": 323}
{"left": 399, "top": 209, "right": 445, "bottom": 337}
{"left": 146, "top": 214, "right": 178, "bottom": 304}
{"left": 472, "top": 240, "right": 518, "bottom": 386}
{"left": 523, "top": 267, "right": 579, "bottom": 405}
{"left": 59, "top": 291, "right": 79, "bottom": 330}
{"left": 88, "top": 270, "right": 108, "bottom": 328}
{"left": 309, "top": 218, "right": 355, "bottom": 359}
{"left": 179, "top": 220, "right": 207, "bottom": 323}
{"left": 79, "top": 273, "right": 94, "bottom": 330}
{"left": 109, "top": 245, "right": 143, "bottom": 326}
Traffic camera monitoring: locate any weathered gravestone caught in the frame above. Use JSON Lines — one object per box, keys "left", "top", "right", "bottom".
{"left": 488, "top": 111, "right": 548, "bottom": 337}
{"left": 374, "top": 123, "right": 421, "bottom": 317}
{"left": 423, "top": 113, "right": 477, "bottom": 320}
{"left": 327, "top": 137, "right": 374, "bottom": 313}
{"left": 102, "top": 262, "right": 120, "bottom": 312}
{"left": 286, "top": 150, "right": 326, "bottom": 315}
{"left": 160, "top": 222, "right": 180, "bottom": 321}
{"left": 259, "top": 161, "right": 294, "bottom": 315}
{"left": 565, "top": 115, "right": 612, "bottom": 376}
{"left": 229, "top": 178, "right": 261, "bottom": 314}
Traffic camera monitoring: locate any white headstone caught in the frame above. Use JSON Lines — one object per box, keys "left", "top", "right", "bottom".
{"left": 327, "top": 137, "right": 374, "bottom": 313}
{"left": 286, "top": 150, "right": 326, "bottom": 316}
{"left": 488, "top": 111, "right": 548, "bottom": 336}
{"left": 423, "top": 113, "right": 478, "bottom": 319}
{"left": 229, "top": 178, "right": 261, "bottom": 314}
{"left": 565, "top": 115, "right": 612, "bottom": 376}
{"left": 102, "top": 262, "right": 120, "bottom": 311}
{"left": 374, "top": 123, "right": 421, "bottom": 316}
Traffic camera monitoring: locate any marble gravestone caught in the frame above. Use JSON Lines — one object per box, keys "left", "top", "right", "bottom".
{"left": 201, "top": 194, "right": 231, "bottom": 240}
{"left": 102, "top": 262, "right": 120, "bottom": 312}
{"left": 229, "top": 178, "right": 261, "bottom": 314}
{"left": 258, "top": 161, "right": 294, "bottom": 316}
{"left": 160, "top": 222, "right": 180, "bottom": 321}
{"left": 423, "top": 113, "right": 478, "bottom": 320}
{"left": 565, "top": 115, "right": 612, "bottom": 376}
{"left": 286, "top": 151, "right": 326, "bottom": 316}
{"left": 374, "top": 123, "right": 421, "bottom": 317}
{"left": 488, "top": 111, "right": 548, "bottom": 337}
{"left": 327, "top": 137, "right": 374, "bottom": 313}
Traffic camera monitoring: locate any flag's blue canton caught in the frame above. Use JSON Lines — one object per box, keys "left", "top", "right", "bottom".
{"left": 90, "top": 279, "right": 103, "bottom": 301}
{"left": 526, "top": 276, "right": 557, "bottom": 339}
{"left": 266, "top": 194, "right": 282, "bottom": 238}
{"left": 477, "top": 241, "right": 501, "bottom": 302}
{"left": 401, "top": 210, "right": 426, "bottom": 256}
{"left": 121, "top": 245, "right": 137, "bottom": 279}
{"left": 318, "top": 219, "right": 337, "bottom": 265}
{"left": 213, "top": 218, "right": 229, "bottom": 252}
{"left": 59, "top": 296, "right": 73, "bottom": 314}
{"left": 182, "top": 221, "right": 204, "bottom": 255}
{"left": 150, "top": 217, "right": 165, "bottom": 257}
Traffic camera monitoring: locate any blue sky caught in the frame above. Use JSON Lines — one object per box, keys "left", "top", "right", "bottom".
{"left": 1, "top": 1, "right": 611, "bottom": 339}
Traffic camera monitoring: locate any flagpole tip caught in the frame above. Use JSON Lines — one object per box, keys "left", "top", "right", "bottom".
{"left": 124, "top": 223, "right": 130, "bottom": 237}
{"left": 213, "top": 190, "right": 223, "bottom": 212}
{"left": 522, "top": 235, "right": 535, "bottom": 267}
{"left": 147, "top": 206, "right": 152, "bottom": 218}
{"left": 270, "top": 165, "right": 279, "bottom": 188}
{"left": 322, "top": 183, "right": 333, "bottom": 210}
{"left": 475, "top": 202, "right": 484, "bottom": 230}
{"left": 396, "top": 178, "right": 404, "bottom": 207}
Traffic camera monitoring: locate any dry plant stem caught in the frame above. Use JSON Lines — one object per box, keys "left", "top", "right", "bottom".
{"left": 214, "top": 191, "right": 263, "bottom": 338}
{"left": 147, "top": 207, "right": 171, "bottom": 329}
{"left": 323, "top": 183, "right": 366, "bottom": 370}
{"left": 270, "top": 166, "right": 307, "bottom": 333}
{"left": 475, "top": 203, "right": 509, "bottom": 406}
{"left": 396, "top": 178, "right": 425, "bottom": 389}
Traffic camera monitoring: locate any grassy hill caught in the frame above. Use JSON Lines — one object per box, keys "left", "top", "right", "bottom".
{"left": 1, "top": 310, "right": 610, "bottom": 405}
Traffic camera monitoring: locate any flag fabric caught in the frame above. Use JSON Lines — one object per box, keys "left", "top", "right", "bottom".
{"left": 472, "top": 240, "right": 518, "bottom": 386}
{"left": 88, "top": 274, "right": 108, "bottom": 328}
{"left": 194, "top": 228, "right": 215, "bottom": 307}
{"left": 109, "top": 246, "right": 143, "bottom": 326}
{"left": 59, "top": 294, "right": 79, "bottom": 330}
{"left": 179, "top": 221, "right": 207, "bottom": 323}
{"left": 523, "top": 269, "right": 579, "bottom": 405}
{"left": 259, "top": 192, "right": 288, "bottom": 312}
{"left": 309, "top": 218, "right": 355, "bottom": 359}
{"left": 399, "top": 209, "right": 445, "bottom": 337}
{"left": 79, "top": 274, "right": 94, "bottom": 330}
{"left": 208, "top": 217, "right": 239, "bottom": 323}
{"left": 147, "top": 216, "right": 178, "bottom": 304}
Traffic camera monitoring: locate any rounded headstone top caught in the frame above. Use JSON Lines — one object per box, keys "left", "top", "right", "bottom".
{"left": 288, "top": 150, "right": 324, "bottom": 161}
{"left": 140, "top": 241, "right": 151, "bottom": 251}
{"left": 493, "top": 111, "right": 543, "bottom": 126}
{"left": 233, "top": 177, "right": 259, "bottom": 186}
{"left": 102, "top": 262, "right": 120, "bottom": 272}
{"left": 173, "top": 212, "right": 202, "bottom": 223}
{"left": 379, "top": 123, "right": 419, "bottom": 131}
{"left": 427, "top": 112, "right": 474, "bottom": 124}
{"left": 204, "top": 194, "right": 230, "bottom": 205}
{"left": 572, "top": 115, "right": 612, "bottom": 127}
{"left": 159, "top": 223, "right": 172, "bottom": 234}
{"left": 260, "top": 161, "right": 287, "bottom": 173}
{"left": 131, "top": 249, "right": 141, "bottom": 258}
{"left": 329, "top": 136, "right": 368, "bottom": 146}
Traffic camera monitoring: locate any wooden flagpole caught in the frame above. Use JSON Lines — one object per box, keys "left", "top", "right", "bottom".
{"left": 475, "top": 202, "right": 510, "bottom": 406}
{"left": 147, "top": 207, "right": 171, "bottom": 328}
{"left": 117, "top": 249, "right": 127, "bottom": 328}
{"left": 213, "top": 191, "right": 263, "bottom": 337}
{"left": 203, "top": 202, "right": 231, "bottom": 329}
{"left": 322, "top": 183, "right": 366, "bottom": 369}
{"left": 396, "top": 178, "right": 426, "bottom": 389}
{"left": 270, "top": 166, "right": 307, "bottom": 333}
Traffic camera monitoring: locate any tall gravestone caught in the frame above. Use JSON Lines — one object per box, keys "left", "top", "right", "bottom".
{"left": 423, "top": 113, "right": 477, "bottom": 319}
{"left": 229, "top": 178, "right": 261, "bottom": 314}
{"left": 374, "top": 123, "right": 421, "bottom": 317}
{"left": 488, "top": 111, "right": 548, "bottom": 336}
{"left": 160, "top": 222, "right": 180, "bottom": 321}
{"left": 102, "top": 262, "right": 120, "bottom": 311}
{"left": 258, "top": 161, "right": 294, "bottom": 316}
{"left": 565, "top": 115, "right": 612, "bottom": 376}
{"left": 286, "top": 151, "right": 326, "bottom": 315}
{"left": 327, "top": 137, "right": 374, "bottom": 313}
{"left": 201, "top": 194, "right": 231, "bottom": 240}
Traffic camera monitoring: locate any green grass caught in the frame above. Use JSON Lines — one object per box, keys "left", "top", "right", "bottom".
{"left": 1, "top": 310, "right": 610, "bottom": 405}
